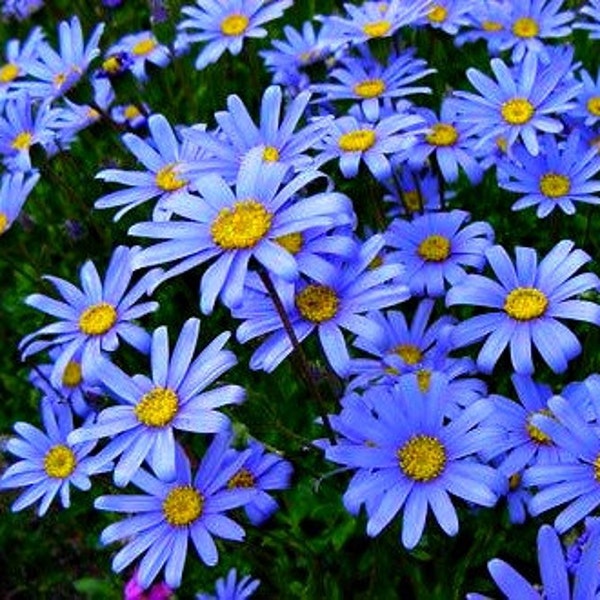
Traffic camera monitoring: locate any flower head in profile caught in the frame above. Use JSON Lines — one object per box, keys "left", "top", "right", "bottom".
{"left": 422, "top": 0, "right": 474, "bottom": 35}
{"left": 1, "top": 0, "right": 44, "bottom": 20}
{"left": 571, "top": 66, "right": 600, "bottom": 126}
{"left": 447, "top": 241, "right": 600, "bottom": 374}
{"left": 196, "top": 569, "right": 260, "bottom": 600}
{"left": 454, "top": 1, "right": 509, "bottom": 55}
{"left": 177, "top": 0, "right": 292, "bottom": 71}
{"left": 105, "top": 31, "right": 170, "bottom": 81}
{"left": 19, "top": 245, "right": 161, "bottom": 387}
{"left": 68, "top": 318, "right": 245, "bottom": 487}
{"left": 0, "top": 26, "right": 44, "bottom": 101}
{"left": 0, "top": 399, "right": 108, "bottom": 516}
{"left": 95, "top": 439, "right": 256, "bottom": 589}
{"left": 0, "top": 169, "right": 39, "bottom": 235}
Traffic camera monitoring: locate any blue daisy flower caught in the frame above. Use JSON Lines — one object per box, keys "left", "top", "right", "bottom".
{"left": 323, "top": 374, "right": 501, "bottom": 549}
{"left": 577, "top": 0, "right": 600, "bottom": 39}
{"left": 422, "top": 0, "right": 474, "bottom": 36}
{"left": 0, "top": 399, "right": 108, "bottom": 516}
{"left": 0, "top": 169, "right": 39, "bottom": 235}
{"left": 571, "top": 67, "right": 600, "bottom": 126}
{"left": 68, "top": 317, "right": 244, "bottom": 487}
{"left": 94, "top": 439, "right": 256, "bottom": 589}
{"left": 176, "top": 0, "right": 292, "bottom": 71}
{"left": 105, "top": 31, "right": 170, "bottom": 81}
{"left": 497, "top": 131, "right": 600, "bottom": 217}
{"left": 1, "top": 0, "right": 43, "bottom": 21}
{"left": 386, "top": 209, "right": 494, "bottom": 298}
{"left": 467, "top": 524, "right": 600, "bottom": 600}
{"left": 454, "top": 1, "right": 510, "bottom": 55}
{"left": 19, "top": 245, "right": 161, "bottom": 387}
{"left": 0, "top": 26, "right": 44, "bottom": 101}
{"left": 196, "top": 569, "right": 260, "bottom": 600}
{"left": 448, "top": 241, "right": 600, "bottom": 374}
{"left": 129, "top": 148, "right": 355, "bottom": 315}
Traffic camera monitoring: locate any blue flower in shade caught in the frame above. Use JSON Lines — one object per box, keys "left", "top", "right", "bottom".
{"left": 314, "top": 111, "right": 424, "bottom": 180}
{"left": 497, "top": 131, "right": 600, "bottom": 217}
{"left": 311, "top": 46, "right": 434, "bottom": 122}
{"left": 386, "top": 210, "right": 494, "bottom": 298}
{"left": 233, "top": 234, "right": 408, "bottom": 376}
{"left": 105, "top": 31, "right": 170, "bottom": 81}
{"left": 0, "top": 169, "right": 39, "bottom": 235}
{"left": 1, "top": 0, "right": 43, "bottom": 21}
{"left": 577, "top": 0, "right": 600, "bottom": 39}
{"left": 453, "top": 52, "right": 580, "bottom": 156}
{"left": 422, "top": 0, "right": 474, "bottom": 35}
{"left": 196, "top": 569, "right": 260, "bottom": 600}
{"left": 467, "top": 524, "right": 600, "bottom": 600}
{"left": 95, "top": 113, "right": 208, "bottom": 222}
{"left": 19, "top": 245, "right": 161, "bottom": 387}
{"left": 523, "top": 394, "right": 600, "bottom": 534}
{"left": 571, "top": 67, "right": 600, "bottom": 126}
{"left": 447, "top": 241, "right": 600, "bottom": 374}
{"left": 128, "top": 149, "right": 355, "bottom": 315}
{"left": 496, "top": 0, "right": 574, "bottom": 64}
{"left": 224, "top": 437, "right": 293, "bottom": 525}
{"left": 176, "top": 0, "right": 292, "bottom": 71}
{"left": 183, "top": 85, "right": 330, "bottom": 180}
{"left": 0, "top": 399, "right": 107, "bottom": 516}
{"left": 323, "top": 374, "right": 501, "bottom": 549}
{"left": 68, "top": 318, "right": 245, "bottom": 487}
{"left": 0, "top": 26, "right": 44, "bottom": 101}
{"left": 94, "top": 439, "right": 256, "bottom": 589}
{"left": 454, "top": 1, "right": 510, "bottom": 55}
{"left": 25, "top": 16, "right": 104, "bottom": 99}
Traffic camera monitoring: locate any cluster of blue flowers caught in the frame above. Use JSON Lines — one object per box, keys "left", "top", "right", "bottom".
{"left": 3, "top": 0, "right": 600, "bottom": 596}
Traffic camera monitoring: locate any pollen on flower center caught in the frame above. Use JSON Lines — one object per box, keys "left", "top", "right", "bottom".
{"left": 398, "top": 434, "right": 446, "bottom": 482}
{"left": 295, "top": 284, "right": 339, "bottom": 323}
{"left": 262, "top": 145, "right": 280, "bottom": 162}
{"left": 594, "top": 454, "right": 600, "bottom": 482}
{"left": 275, "top": 232, "right": 303, "bottom": 254}
{"left": 403, "top": 190, "right": 422, "bottom": 213}
{"left": 416, "top": 369, "right": 431, "bottom": 392}
{"left": 124, "top": 105, "right": 141, "bottom": 120}
{"left": 338, "top": 129, "right": 376, "bottom": 152}
{"left": 0, "top": 212, "right": 8, "bottom": 235}
{"left": 0, "top": 62, "right": 19, "bottom": 83}
{"left": 211, "top": 200, "right": 272, "bottom": 250}
{"left": 526, "top": 409, "right": 553, "bottom": 445}
{"left": 102, "top": 55, "right": 122, "bottom": 74}
{"left": 132, "top": 37, "right": 157, "bottom": 56}
{"left": 512, "top": 17, "right": 539, "bottom": 38}
{"left": 44, "top": 444, "right": 76, "bottom": 479}
{"left": 417, "top": 234, "right": 451, "bottom": 262}
{"left": 504, "top": 287, "right": 548, "bottom": 321}
{"left": 428, "top": 5, "right": 448, "bottom": 23}
{"left": 162, "top": 486, "right": 204, "bottom": 526}
{"left": 482, "top": 20, "right": 503, "bottom": 32}
{"left": 501, "top": 98, "right": 535, "bottom": 125}
{"left": 587, "top": 97, "right": 600, "bottom": 117}
{"left": 228, "top": 468, "right": 255, "bottom": 489}
{"left": 62, "top": 361, "right": 82, "bottom": 388}
{"left": 353, "top": 78, "right": 386, "bottom": 99}
{"left": 53, "top": 72, "right": 67, "bottom": 89}
{"left": 426, "top": 123, "right": 459, "bottom": 147}
{"left": 79, "top": 302, "right": 118, "bottom": 335}
{"left": 155, "top": 163, "right": 187, "bottom": 192}
{"left": 134, "top": 387, "right": 179, "bottom": 427}
{"left": 363, "top": 20, "right": 391, "bottom": 38}
{"left": 11, "top": 131, "right": 33, "bottom": 151}
{"left": 393, "top": 343, "right": 423, "bottom": 365}
{"left": 221, "top": 13, "right": 249, "bottom": 36}
{"left": 539, "top": 173, "right": 571, "bottom": 198}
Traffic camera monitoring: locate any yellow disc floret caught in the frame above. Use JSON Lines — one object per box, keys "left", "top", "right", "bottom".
{"left": 132, "top": 37, "right": 157, "bottom": 56}
{"left": 416, "top": 369, "right": 432, "bottom": 392}
{"left": 512, "top": 17, "right": 539, "bottom": 38}
{"left": 162, "top": 486, "right": 203, "bottom": 526}
{"left": 262, "top": 146, "right": 280, "bottom": 162}
{"left": 539, "top": 173, "right": 571, "bottom": 198}
{"left": 0, "top": 212, "right": 8, "bottom": 235}
{"left": 0, "top": 62, "right": 19, "bottom": 83}
{"left": 79, "top": 302, "right": 118, "bottom": 336}
{"left": 221, "top": 13, "right": 249, "bottom": 36}
{"left": 134, "top": 387, "right": 179, "bottom": 427}
{"left": 44, "top": 444, "right": 76, "bottom": 479}
{"left": 426, "top": 123, "right": 459, "bottom": 147}
{"left": 363, "top": 20, "right": 391, "bottom": 38}
{"left": 587, "top": 97, "right": 600, "bottom": 117}
{"left": 417, "top": 234, "right": 451, "bottom": 262}
{"left": 211, "top": 200, "right": 272, "bottom": 250}
{"left": 504, "top": 287, "right": 548, "bottom": 321}
{"left": 11, "top": 131, "right": 33, "bottom": 151}
{"left": 482, "top": 20, "right": 503, "bottom": 32}
{"left": 338, "top": 129, "right": 376, "bottom": 152}
{"left": 428, "top": 5, "right": 448, "bottom": 23}
{"left": 526, "top": 409, "right": 553, "bottom": 445}
{"left": 594, "top": 454, "right": 600, "bottom": 482}
{"left": 62, "top": 361, "right": 82, "bottom": 388}
{"left": 398, "top": 435, "right": 447, "bottom": 481}
{"left": 275, "top": 232, "right": 303, "bottom": 254}
{"left": 353, "top": 78, "right": 386, "bottom": 99}
{"left": 295, "top": 284, "right": 339, "bottom": 323}
{"left": 228, "top": 468, "right": 255, "bottom": 489}
{"left": 155, "top": 163, "right": 187, "bottom": 192}
{"left": 501, "top": 98, "right": 535, "bottom": 125}
{"left": 393, "top": 343, "right": 423, "bottom": 365}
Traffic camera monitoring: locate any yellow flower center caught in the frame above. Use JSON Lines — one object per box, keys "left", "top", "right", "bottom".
{"left": 393, "top": 343, "right": 423, "bottom": 365}
{"left": 102, "top": 55, "right": 122, "bottom": 74}
{"left": 594, "top": 454, "right": 600, "bottom": 482}
{"left": 501, "top": 98, "right": 535, "bottom": 125}
{"left": 483, "top": 20, "right": 503, "bottom": 32}
{"left": 0, "top": 62, "right": 19, "bottom": 83}
{"left": 398, "top": 435, "right": 447, "bottom": 482}
{"left": 53, "top": 72, "right": 67, "bottom": 89}
{"left": 428, "top": 5, "right": 448, "bottom": 23}
{"left": 295, "top": 284, "right": 339, "bottom": 323}
{"left": 275, "top": 232, "right": 303, "bottom": 254}
{"left": 353, "top": 78, "right": 386, "bottom": 99}
{"left": 11, "top": 131, "right": 33, "bottom": 151}
{"left": 44, "top": 444, "right": 76, "bottom": 479}
{"left": 134, "top": 387, "right": 179, "bottom": 427}
{"left": 338, "top": 129, "right": 376, "bottom": 152}
{"left": 132, "top": 37, "right": 157, "bottom": 56}
{"left": 403, "top": 190, "right": 422, "bottom": 213}
{"left": 368, "top": 255, "right": 383, "bottom": 270}
{"left": 587, "top": 97, "right": 600, "bottom": 117}
{"left": 221, "top": 13, "right": 249, "bottom": 36}
{"left": 124, "top": 104, "right": 141, "bottom": 120}
{"left": 509, "top": 472, "right": 521, "bottom": 490}
{"left": 539, "top": 173, "right": 571, "bottom": 198}
{"left": 416, "top": 369, "right": 431, "bottom": 392}
{"left": 504, "top": 287, "right": 548, "bottom": 321}
{"left": 262, "top": 145, "right": 280, "bottom": 162}
{"left": 78, "top": 302, "right": 118, "bottom": 335}
{"left": 162, "top": 486, "right": 203, "bottom": 526}
{"left": 426, "top": 123, "right": 459, "bottom": 147}
{"left": 0, "top": 212, "right": 8, "bottom": 235}
{"left": 211, "top": 200, "right": 272, "bottom": 250}
{"left": 87, "top": 107, "right": 101, "bottom": 121}
{"left": 417, "top": 234, "right": 451, "bottom": 262}
{"left": 228, "top": 468, "right": 255, "bottom": 489}
{"left": 155, "top": 163, "right": 187, "bottom": 192}
{"left": 363, "top": 20, "right": 391, "bottom": 38}
{"left": 62, "top": 361, "right": 82, "bottom": 388}
{"left": 526, "top": 409, "right": 553, "bottom": 445}
{"left": 512, "top": 17, "right": 539, "bottom": 38}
